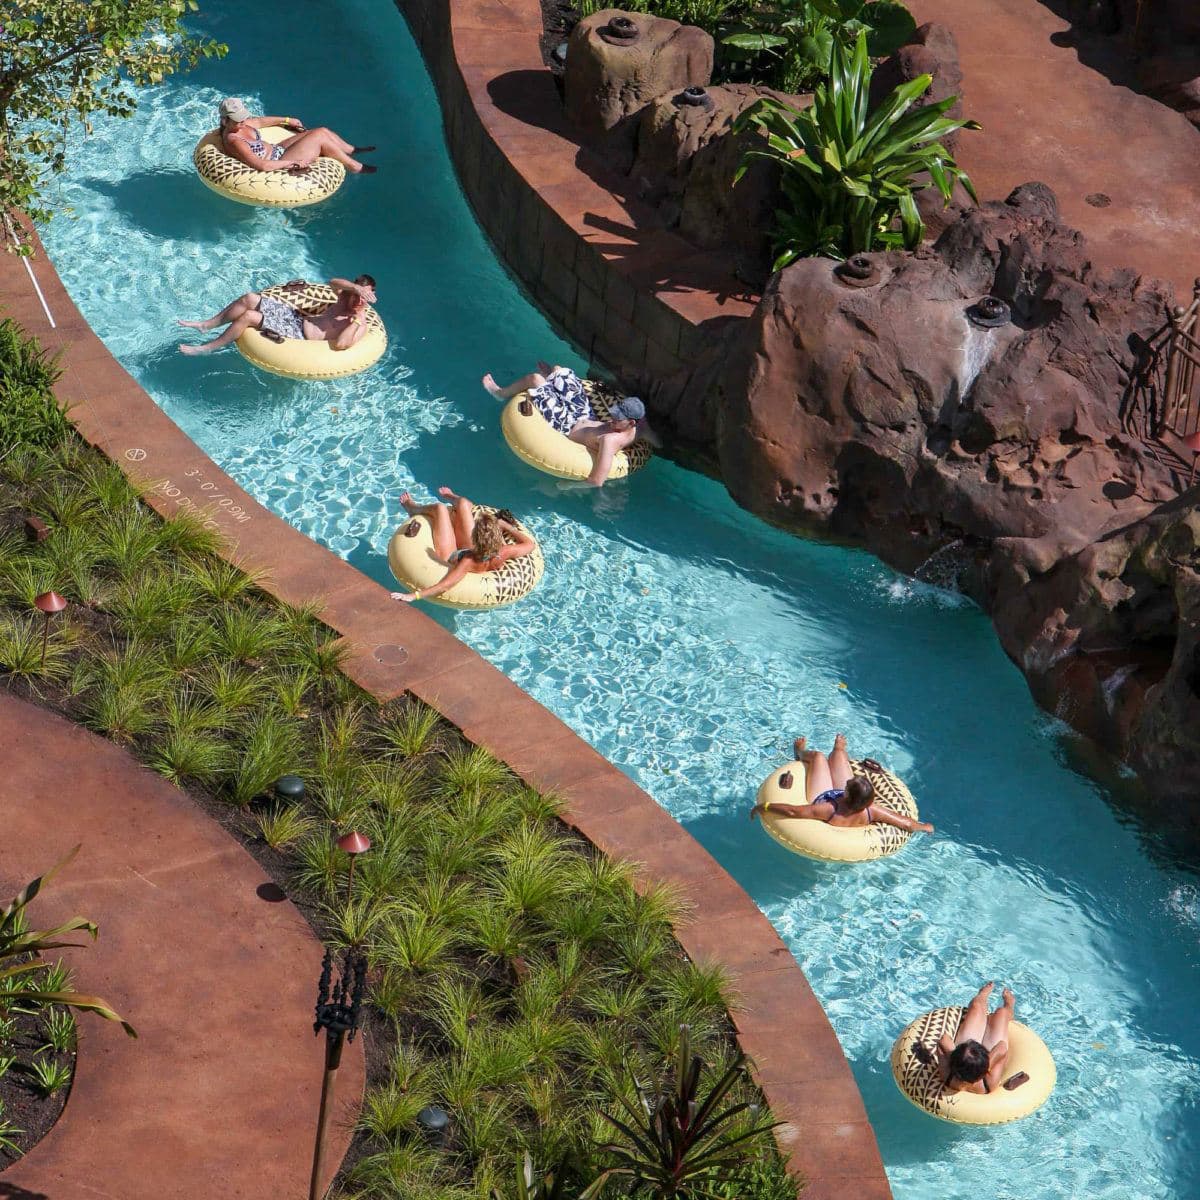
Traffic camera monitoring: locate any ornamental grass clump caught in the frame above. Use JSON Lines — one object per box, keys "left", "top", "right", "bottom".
{"left": 736, "top": 31, "right": 979, "bottom": 265}
{"left": 0, "top": 318, "right": 796, "bottom": 1197}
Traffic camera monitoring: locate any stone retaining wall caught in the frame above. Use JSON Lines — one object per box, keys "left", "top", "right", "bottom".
{"left": 397, "top": 0, "right": 756, "bottom": 390}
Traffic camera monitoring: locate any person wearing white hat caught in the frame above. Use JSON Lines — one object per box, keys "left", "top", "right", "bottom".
{"left": 216, "top": 97, "right": 376, "bottom": 176}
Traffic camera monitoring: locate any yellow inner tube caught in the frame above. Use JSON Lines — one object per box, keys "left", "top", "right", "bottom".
{"left": 192, "top": 127, "right": 346, "bottom": 207}
{"left": 891, "top": 1006, "right": 1056, "bottom": 1125}
{"left": 387, "top": 505, "right": 544, "bottom": 610}
{"left": 757, "top": 760, "right": 919, "bottom": 863}
{"left": 236, "top": 283, "right": 387, "bottom": 381}
{"left": 501, "top": 380, "right": 653, "bottom": 482}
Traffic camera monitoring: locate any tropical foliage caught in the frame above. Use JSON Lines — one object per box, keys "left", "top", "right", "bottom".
{"left": 0, "top": 319, "right": 793, "bottom": 1196}
{"left": 575, "top": 0, "right": 914, "bottom": 92}
{"left": 736, "top": 31, "right": 979, "bottom": 264}
{"left": 1, "top": 845, "right": 135, "bottom": 1034}
{"left": 583, "top": 1024, "right": 780, "bottom": 1199}
{"left": 723, "top": 0, "right": 915, "bottom": 92}
{"left": 0, "top": 0, "right": 225, "bottom": 248}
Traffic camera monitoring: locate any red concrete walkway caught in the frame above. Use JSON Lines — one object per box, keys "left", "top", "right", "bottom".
{"left": 0, "top": 693, "right": 362, "bottom": 1199}
{"left": 910, "top": 0, "right": 1200, "bottom": 300}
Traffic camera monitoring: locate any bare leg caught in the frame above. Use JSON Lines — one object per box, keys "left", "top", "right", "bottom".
{"left": 954, "top": 982, "right": 994, "bottom": 1046}
{"left": 793, "top": 736, "right": 807, "bottom": 760}
{"left": 280, "top": 126, "right": 356, "bottom": 155}
{"left": 280, "top": 129, "right": 371, "bottom": 173}
{"left": 482, "top": 371, "right": 546, "bottom": 400}
{"left": 400, "top": 491, "right": 458, "bottom": 559}
{"left": 179, "top": 310, "right": 262, "bottom": 354}
{"left": 439, "top": 487, "right": 476, "bottom": 546}
{"left": 799, "top": 749, "right": 835, "bottom": 802}
{"left": 982, "top": 988, "right": 1015, "bottom": 1051}
{"left": 177, "top": 292, "right": 260, "bottom": 330}
{"left": 829, "top": 733, "right": 853, "bottom": 788}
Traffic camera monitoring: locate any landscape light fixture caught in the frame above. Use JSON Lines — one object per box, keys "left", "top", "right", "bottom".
{"left": 274, "top": 774, "right": 306, "bottom": 803}
{"left": 308, "top": 947, "right": 367, "bottom": 1200}
{"left": 416, "top": 1104, "right": 451, "bottom": 1148}
{"left": 33, "top": 591, "right": 67, "bottom": 669}
{"left": 336, "top": 830, "right": 371, "bottom": 902}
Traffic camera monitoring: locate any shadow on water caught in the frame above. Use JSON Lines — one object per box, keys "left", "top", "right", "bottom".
{"left": 87, "top": 171, "right": 261, "bottom": 243}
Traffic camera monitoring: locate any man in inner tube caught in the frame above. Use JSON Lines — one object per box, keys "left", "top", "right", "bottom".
{"left": 177, "top": 275, "right": 377, "bottom": 354}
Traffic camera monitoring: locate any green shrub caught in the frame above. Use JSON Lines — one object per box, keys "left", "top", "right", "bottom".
{"left": 737, "top": 31, "right": 978, "bottom": 263}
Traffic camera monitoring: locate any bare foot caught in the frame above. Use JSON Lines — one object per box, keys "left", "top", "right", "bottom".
{"left": 1002, "top": 988, "right": 1015, "bottom": 1010}
{"left": 176, "top": 318, "right": 212, "bottom": 329}
{"left": 178, "top": 343, "right": 209, "bottom": 355}
{"left": 833, "top": 733, "right": 848, "bottom": 754}
{"left": 438, "top": 486, "right": 459, "bottom": 501}
{"left": 793, "top": 736, "right": 807, "bottom": 759}
{"left": 481, "top": 373, "right": 502, "bottom": 398}
{"left": 399, "top": 490, "right": 418, "bottom": 514}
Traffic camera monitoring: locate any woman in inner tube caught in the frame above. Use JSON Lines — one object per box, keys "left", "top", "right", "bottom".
{"left": 749, "top": 734, "right": 934, "bottom": 834}
{"left": 215, "top": 97, "right": 377, "bottom": 176}
{"left": 389, "top": 486, "right": 536, "bottom": 604}
{"left": 928, "top": 982, "right": 1026, "bottom": 1095}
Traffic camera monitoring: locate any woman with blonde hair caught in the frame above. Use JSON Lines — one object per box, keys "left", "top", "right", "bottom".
{"left": 390, "top": 487, "right": 535, "bottom": 604}
{"left": 215, "top": 97, "right": 376, "bottom": 175}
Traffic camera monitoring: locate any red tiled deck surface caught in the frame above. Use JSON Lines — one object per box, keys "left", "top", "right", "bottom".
{"left": 398, "top": 0, "right": 758, "bottom": 388}
{"left": 1, "top": 222, "right": 889, "bottom": 1193}
{"left": 909, "top": 0, "right": 1200, "bottom": 301}
{"left": 0, "top": 693, "right": 363, "bottom": 1199}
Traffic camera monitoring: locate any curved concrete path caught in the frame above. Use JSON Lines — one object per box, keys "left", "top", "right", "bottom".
{"left": 0, "top": 693, "right": 363, "bottom": 1199}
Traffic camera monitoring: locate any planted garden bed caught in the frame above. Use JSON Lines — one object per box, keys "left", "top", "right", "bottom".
{"left": 0, "top": 316, "right": 796, "bottom": 1197}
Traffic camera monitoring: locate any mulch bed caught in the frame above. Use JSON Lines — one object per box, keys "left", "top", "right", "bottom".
{"left": 0, "top": 991, "right": 74, "bottom": 1170}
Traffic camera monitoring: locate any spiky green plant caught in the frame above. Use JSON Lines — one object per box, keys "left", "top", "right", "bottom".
{"left": 380, "top": 700, "right": 444, "bottom": 759}
{"left": 736, "top": 31, "right": 979, "bottom": 264}
{"left": 0, "top": 846, "right": 135, "bottom": 1036}
{"left": 255, "top": 804, "right": 314, "bottom": 850}
{"left": 0, "top": 614, "right": 71, "bottom": 683}
{"left": 582, "top": 1025, "right": 779, "bottom": 1200}
{"left": 212, "top": 604, "right": 288, "bottom": 666}
{"left": 229, "top": 710, "right": 306, "bottom": 806}
{"left": 40, "top": 1008, "right": 76, "bottom": 1054}
{"left": 182, "top": 557, "right": 263, "bottom": 603}
{"left": 26, "top": 1055, "right": 71, "bottom": 1097}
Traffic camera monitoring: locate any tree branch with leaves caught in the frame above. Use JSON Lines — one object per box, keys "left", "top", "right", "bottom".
{"left": 0, "top": 0, "right": 225, "bottom": 252}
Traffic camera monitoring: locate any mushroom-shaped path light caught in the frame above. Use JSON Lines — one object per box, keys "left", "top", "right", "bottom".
{"left": 336, "top": 830, "right": 371, "bottom": 900}
{"left": 34, "top": 591, "right": 67, "bottom": 669}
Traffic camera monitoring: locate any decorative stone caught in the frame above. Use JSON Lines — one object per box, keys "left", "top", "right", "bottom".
{"left": 563, "top": 8, "right": 713, "bottom": 146}
{"left": 656, "top": 182, "right": 1198, "bottom": 790}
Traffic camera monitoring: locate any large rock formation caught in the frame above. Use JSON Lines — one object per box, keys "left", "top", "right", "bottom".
{"left": 650, "top": 183, "right": 1198, "bottom": 793}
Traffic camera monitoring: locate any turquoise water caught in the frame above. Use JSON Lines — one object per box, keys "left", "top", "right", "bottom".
{"left": 40, "top": 1, "right": 1200, "bottom": 1196}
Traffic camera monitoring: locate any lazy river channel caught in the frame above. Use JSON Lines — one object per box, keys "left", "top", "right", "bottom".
{"left": 41, "top": 1, "right": 1200, "bottom": 1196}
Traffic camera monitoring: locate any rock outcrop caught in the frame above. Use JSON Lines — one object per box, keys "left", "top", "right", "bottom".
{"left": 648, "top": 183, "right": 1198, "bottom": 793}
{"left": 564, "top": 9, "right": 713, "bottom": 152}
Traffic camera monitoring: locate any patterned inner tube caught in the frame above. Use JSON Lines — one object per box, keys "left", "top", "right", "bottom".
{"left": 192, "top": 128, "right": 346, "bottom": 208}
{"left": 891, "top": 1005, "right": 1057, "bottom": 1125}
{"left": 584, "top": 380, "right": 654, "bottom": 473}
{"left": 387, "top": 504, "right": 545, "bottom": 610}
{"left": 758, "top": 759, "right": 920, "bottom": 862}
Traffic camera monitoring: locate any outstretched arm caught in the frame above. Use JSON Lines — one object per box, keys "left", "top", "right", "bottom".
{"left": 260, "top": 115, "right": 304, "bottom": 130}
{"left": 871, "top": 805, "right": 934, "bottom": 834}
{"left": 391, "top": 558, "right": 472, "bottom": 603}
{"left": 749, "top": 801, "right": 834, "bottom": 822}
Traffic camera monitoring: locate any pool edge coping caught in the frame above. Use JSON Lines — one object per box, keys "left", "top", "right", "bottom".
{"left": 1, "top": 70, "right": 889, "bottom": 1199}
